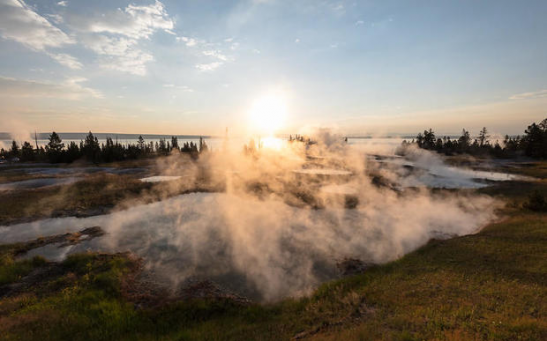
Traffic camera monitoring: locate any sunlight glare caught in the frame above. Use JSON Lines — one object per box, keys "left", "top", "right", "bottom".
{"left": 261, "top": 136, "right": 284, "bottom": 150}
{"left": 248, "top": 92, "right": 288, "bottom": 135}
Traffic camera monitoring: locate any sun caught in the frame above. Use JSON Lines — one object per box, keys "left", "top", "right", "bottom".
{"left": 248, "top": 92, "right": 288, "bottom": 135}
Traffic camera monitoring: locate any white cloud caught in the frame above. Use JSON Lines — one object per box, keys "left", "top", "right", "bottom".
{"left": 195, "top": 62, "right": 223, "bottom": 72}
{"left": 0, "top": 76, "right": 102, "bottom": 100}
{"left": 73, "top": 0, "right": 173, "bottom": 40}
{"left": 80, "top": 30, "right": 154, "bottom": 76}
{"left": 0, "top": 0, "right": 74, "bottom": 50}
{"left": 0, "top": 0, "right": 82, "bottom": 69}
{"left": 46, "top": 13, "right": 63, "bottom": 24}
{"left": 82, "top": 35, "right": 154, "bottom": 76}
{"left": 70, "top": 1, "right": 173, "bottom": 75}
{"left": 178, "top": 85, "right": 193, "bottom": 92}
{"left": 57, "top": 1, "right": 67, "bottom": 7}
{"left": 202, "top": 50, "right": 227, "bottom": 61}
{"left": 177, "top": 36, "right": 198, "bottom": 47}
{"left": 295, "top": 38, "right": 300, "bottom": 43}
{"left": 47, "top": 52, "right": 82, "bottom": 69}
{"left": 509, "top": 89, "right": 547, "bottom": 100}
{"left": 163, "top": 84, "right": 192, "bottom": 91}
{"left": 355, "top": 20, "right": 364, "bottom": 25}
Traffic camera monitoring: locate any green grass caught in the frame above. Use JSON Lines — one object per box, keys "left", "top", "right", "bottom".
{"left": 0, "top": 255, "right": 47, "bottom": 286}
{"left": 0, "top": 211, "right": 545, "bottom": 341}
{"left": 0, "top": 174, "right": 153, "bottom": 225}
{"left": 0, "top": 161, "right": 546, "bottom": 340}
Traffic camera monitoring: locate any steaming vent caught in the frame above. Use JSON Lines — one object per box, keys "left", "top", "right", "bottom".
{"left": 0, "top": 131, "right": 505, "bottom": 302}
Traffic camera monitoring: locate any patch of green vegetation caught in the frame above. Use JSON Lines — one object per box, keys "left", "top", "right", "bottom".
{"left": 524, "top": 191, "right": 547, "bottom": 212}
{"left": 0, "top": 256, "right": 47, "bottom": 286}
{"left": 504, "top": 161, "right": 547, "bottom": 180}
{"left": 0, "top": 174, "right": 152, "bottom": 225}
{"left": 1, "top": 211, "right": 545, "bottom": 340}
{"left": 1, "top": 168, "right": 546, "bottom": 340}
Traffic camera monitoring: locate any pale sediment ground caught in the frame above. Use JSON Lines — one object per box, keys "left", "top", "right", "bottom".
{"left": 0, "top": 188, "right": 499, "bottom": 301}
{"left": 0, "top": 177, "right": 82, "bottom": 191}
{"left": 0, "top": 137, "right": 530, "bottom": 301}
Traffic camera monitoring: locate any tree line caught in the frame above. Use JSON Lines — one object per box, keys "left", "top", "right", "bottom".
{"left": 400, "top": 118, "right": 547, "bottom": 159}
{"left": 0, "top": 132, "right": 209, "bottom": 164}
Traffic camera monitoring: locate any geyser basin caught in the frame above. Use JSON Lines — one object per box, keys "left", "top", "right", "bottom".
{"left": 372, "top": 156, "right": 531, "bottom": 189}
{"left": 140, "top": 175, "right": 182, "bottom": 183}
{"left": 0, "top": 189, "right": 498, "bottom": 302}
{"left": 0, "top": 177, "right": 81, "bottom": 191}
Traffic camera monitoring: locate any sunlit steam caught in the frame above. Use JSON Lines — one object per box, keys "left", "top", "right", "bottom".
{"left": 0, "top": 129, "right": 502, "bottom": 302}
{"left": 248, "top": 92, "right": 288, "bottom": 135}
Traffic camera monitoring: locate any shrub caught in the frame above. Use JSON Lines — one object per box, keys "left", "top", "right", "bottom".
{"left": 523, "top": 190, "right": 547, "bottom": 212}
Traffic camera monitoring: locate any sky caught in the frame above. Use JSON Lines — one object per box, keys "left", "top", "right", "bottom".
{"left": 0, "top": 0, "right": 546, "bottom": 137}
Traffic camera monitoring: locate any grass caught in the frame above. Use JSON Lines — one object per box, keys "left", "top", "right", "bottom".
{"left": 0, "top": 161, "right": 546, "bottom": 340}
{"left": 0, "top": 173, "right": 152, "bottom": 225}
{"left": 0, "top": 164, "right": 221, "bottom": 226}
{"left": 0, "top": 210, "right": 545, "bottom": 340}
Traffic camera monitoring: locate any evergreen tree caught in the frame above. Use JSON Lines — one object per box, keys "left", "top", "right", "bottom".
{"left": 458, "top": 129, "right": 471, "bottom": 151}
{"left": 416, "top": 133, "right": 424, "bottom": 148}
{"left": 522, "top": 121, "right": 546, "bottom": 158}
{"left": 21, "top": 142, "right": 34, "bottom": 161}
{"left": 45, "top": 132, "right": 64, "bottom": 162}
{"left": 66, "top": 141, "right": 81, "bottom": 162}
{"left": 137, "top": 135, "right": 145, "bottom": 150}
{"left": 10, "top": 140, "right": 20, "bottom": 158}
{"left": 478, "top": 127, "right": 490, "bottom": 147}
{"left": 83, "top": 131, "right": 101, "bottom": 163}
{"left": 171, "top": 136, "right": 179, "bottom": 150}
{"left": 422, "top": 129, "right": 436, "bottom": 150}
{"left": 199, "top": 137, "right": 208, "bottom": 153}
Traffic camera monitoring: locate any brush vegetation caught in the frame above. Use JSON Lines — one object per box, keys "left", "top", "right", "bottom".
{"left": 0, "top": 164, "right": 546, "bottom": 340}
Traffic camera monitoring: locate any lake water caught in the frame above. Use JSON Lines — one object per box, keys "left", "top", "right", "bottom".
{"left": 1, "top": 133, "right": 403, "bottom": 152}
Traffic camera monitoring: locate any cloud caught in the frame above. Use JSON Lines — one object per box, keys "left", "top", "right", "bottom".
{"left": 81, "top": 34, "right": 153, "bottom": 76}
{"left": 331, "top": 3, "right": 345, "bottom": 16}
{"left": 0, "top": 76, "right": 103, "bottom": 100}
{"left": 176, "top": 36, "right": 198, "bottom": 47}
{"left": 509, "top": 89, "right": 547, "bottom": 100}
{"left": 70, "top": 1, "right": 173, "bottom": 75}
{"left": 0, "top": 0, "right": 81, "bottom": 69}
{"left": 355, "top": 20, "right": 364, "bottom": 25}
{"left": 202, "top": 50, "right": 227, "bottom": 61}
{"left": 72, "top": 0, "right": 173, "bottom": 40}
{"left": 0, "top": 0, "right": 73, "bottom": 50}
{"left": 177, "top": 35, "right": 237, "bottom": 71}
{"left": 163, "top": 84, "right": 193, "bottom": 92}
{"left": 45, "top": 13, "right": 63, "bottom": 24}
{"left": 57, "top": 1, "right": 67, "bottom": 6}
{"left": 46, "top": 52, "right": 82, "bottom": 69}
{"left": 178, "top": 85, "right": 193, "bottom": 92}
{"left": 195, "top": 62, "right": 223, "bottom": 72}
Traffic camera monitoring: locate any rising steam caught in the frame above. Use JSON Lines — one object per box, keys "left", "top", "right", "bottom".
{"left": 0, "top": 129, "right": 501, "bottom": 301}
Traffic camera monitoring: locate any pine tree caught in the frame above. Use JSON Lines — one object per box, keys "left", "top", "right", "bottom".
{"left": 21, "top": 141, "right": 34, "bottom": 161}
{"left": 478, "top": 127, "right": 490, "bottom": 147}
{"left": 45, "top": 132, "right": 64, "bottom": 162}
{"left": 10, "top": 141, "right": 20, "bottom": 158}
